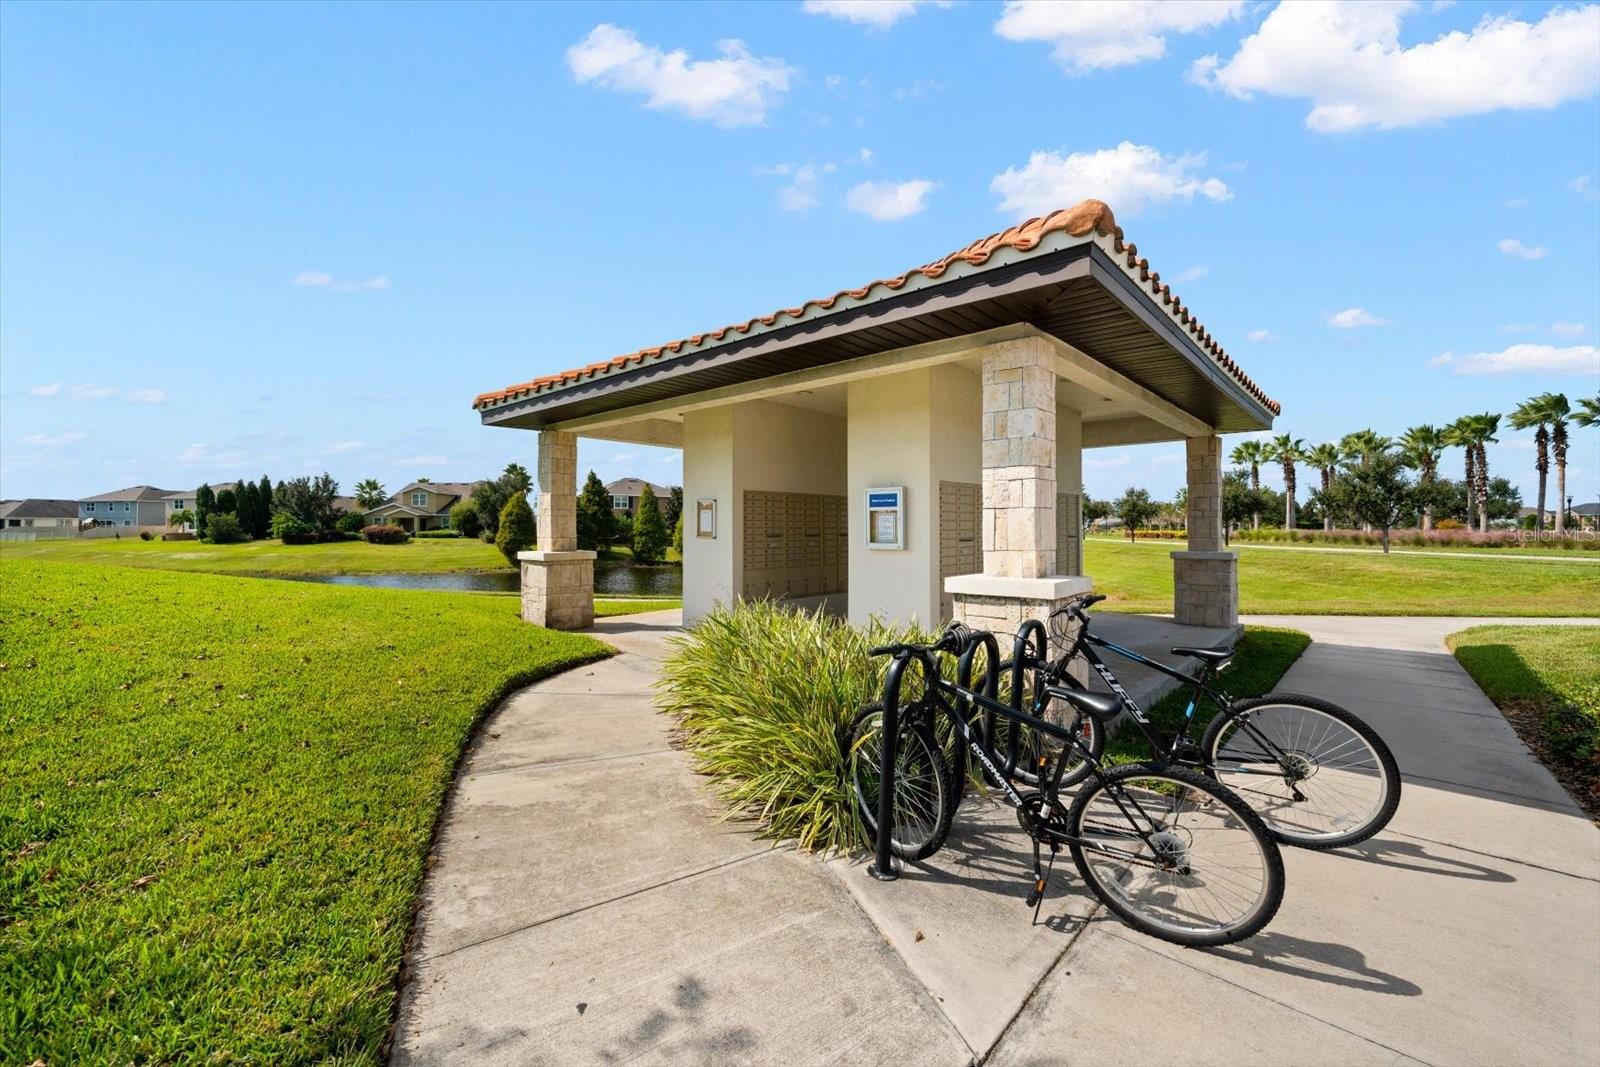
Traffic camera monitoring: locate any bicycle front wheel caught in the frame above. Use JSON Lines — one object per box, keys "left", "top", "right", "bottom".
{"left": 1203, "top": 694, "right": 1400, "bottom": 849}
{"left": 976, "top": 660, "right": 1104, "bottom": 789}
{"left": 1067, "top": 764, "right": 1283, "bottom": 947}
{"left": 846, "top": 702, "right": 953, "bottom": 861}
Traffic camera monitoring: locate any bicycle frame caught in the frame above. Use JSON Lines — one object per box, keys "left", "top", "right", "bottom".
{"left": 871, "top": 642, "right": 1176, "bottom": 880}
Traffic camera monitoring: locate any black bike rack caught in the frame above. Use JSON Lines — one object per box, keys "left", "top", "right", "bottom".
{"left": 868, "top": 650, "right": 912, "bottom": 881}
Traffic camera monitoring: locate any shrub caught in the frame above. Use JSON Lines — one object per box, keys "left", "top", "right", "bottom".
{"left": 495, "top": 493, "right": 536, "bottom": 564}
{"left": 416, "top": 529, "right": 461, "bottom": 539}
{"left": 206, "top": 513, "right": 247, "bottom": 544}
{"left": 335, "top": 510, "right": 368, "bottom": 535}
{"left": 361, "top": 524, "right": 409, "bottom": 545}
{"left": 272, "top": 512, "right": 318, "bottom": 544}
{"left": 656, "top": 600, "right": 933, "bottom": 853}
{"left": 139, "top": 531, "right": 154, "bottom": 541}
{"left": 450, "top": 501, "right": 481, "bottom": 539}
{"left": 1435, "top": 517, "right": 1466, "bottom": 530}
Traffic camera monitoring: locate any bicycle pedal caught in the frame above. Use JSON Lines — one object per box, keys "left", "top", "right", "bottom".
{"left": 1025, "top": 889, "right": 1042, "bottom": 908}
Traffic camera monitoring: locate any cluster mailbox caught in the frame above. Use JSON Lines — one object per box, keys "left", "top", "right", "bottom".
{"left": 865, "top": 486, "right": 905, "bottom": 550}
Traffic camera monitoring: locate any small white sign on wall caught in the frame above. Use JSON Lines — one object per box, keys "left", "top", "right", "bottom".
{"left": 696, "top": 498, "right": 717, "bottom": 539}
{"left": 865, "top": 487, "right": 905, "bottom": 550}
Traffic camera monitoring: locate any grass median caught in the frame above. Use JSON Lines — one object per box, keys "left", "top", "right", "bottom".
{"left": 0, "top": 560, "right": 608, "bottom": 1063}
{"left": 0, "top": 532, "right": 512, "bottom": 575}
{"left": 1448, "top": 625, "right": 1600, "bottom": 817}
{"left": 1085, "top": 538, "right": 1600, "bottom": 616}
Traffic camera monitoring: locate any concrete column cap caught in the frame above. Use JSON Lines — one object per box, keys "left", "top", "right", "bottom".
{"left": 1170, "top": 550, "right": 1238, "bottom": 561}
{"left": 943, "top": 574, "right": 1092, "bottom": 599}
{"left": 518, "top": 550, "right": 598, "bottom": 562}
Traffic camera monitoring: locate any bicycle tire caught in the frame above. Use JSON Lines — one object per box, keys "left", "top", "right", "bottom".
{"left": 1202, "top": 693, "right": 1401, "bottom": 850}
{"left": 845, "top": 702, "right": 954, "bottom": 861}
{"left": 1066, "top": 763, "right": 1284, "bottom": 947}
{"left": 975, "top": 660, "right": 1104, "bottom": 789}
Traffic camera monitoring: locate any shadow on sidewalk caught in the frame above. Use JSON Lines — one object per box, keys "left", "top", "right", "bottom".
{"left": 1339, "top": 837, "right": 1516, "bottom": 883}
{"left": 1206, "top": 931, "right": 1423, "bottom": 997}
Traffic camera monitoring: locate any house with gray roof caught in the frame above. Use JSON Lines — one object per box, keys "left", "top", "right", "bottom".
{"left": 0, "top": 499, "right": 81, "bottom": 539}
{"left": 79, "top": 485, "right": 179, "bottom": 530}
{"left": 363, "top": 481, "right": 485, "bottom": 533}
{"left": 605, "top": 478, "right": 674, "bottom": 519}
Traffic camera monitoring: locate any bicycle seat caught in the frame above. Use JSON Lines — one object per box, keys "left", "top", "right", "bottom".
{"left": 1044, "top": 686, "right": 1123, "bottom": 722}
{"left": 1171, "top": 646, "right": 1233, "bottom": 664}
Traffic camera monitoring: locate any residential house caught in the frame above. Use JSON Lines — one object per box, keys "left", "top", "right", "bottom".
{"left": 1571, "top": 502, "right": 1600, "bottom": 531}
{"left": 0, "top": 499, "right": 80, "bottom": 539}
{"left": 163, "top": 482, "right": 240, "bottom": 530}
{"left": 606, "top": 478, "right": 674, "bottom": 519}
{"left": 80, "top": 485, "right": 179, "bottom": 530}
{"left": 364, "top": 481, "right": 485, "bottom": 533}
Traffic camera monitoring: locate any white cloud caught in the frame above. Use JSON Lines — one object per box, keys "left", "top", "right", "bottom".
{"left": 803, "top": 0, "right": 950, "bottom": 29}
{"left": 1569, "top": 174, "right": 1599, "bottom": 200}
{"left": 991, "top": 142, "right": 1230, "bottom": 217}
{"left": 1550, "top": 321, "right": 1588, "bottom": 338}
{"left": 1326, "top": 307, "right": 1389, "bottom": 329}
{"left": 1192, "top": 2, "right": 1600, "bottom": 133}
{"left": 293, "top": 271, "right": 391, "bottom": 293}
{"left": 858, "top": 147, "right": 874, "bottom": 164}
{"left": 997, "top": 0, "right": 1243, "bottom": 74}
{"left": 324, "top": 440, "right": 365, "bottom": 454}
{"left": 1246, "top": 329, "right": 1274, "bottom": 343}
{"left": 69, "top": 384, "right": 117, "bottom": 400}
{"left": 845, "top": 178, "right": 936, "bottom": 221}
{"left": 1173, "top": 264, "right": 1210, "bottom": 283}
{"left": 21, "top": 431, "right": 86, "bottom": 447}
{"left": 124, "top": 388, "right": 167, "bottom": 404}
{"left": 1496, "top": 237, "right": 1548, "bottom": 260}
{"left": 29, "top": 383, "right": 61, "bottom": 397}
{"left": 1500, "top": 322, "right": 1539, "bottom": 334}
{"left": 1431, "top": 343, "right": 1600, "bottom": 375}
{"left": 177, "top": 442, "right": 245, "bottom": 466}
{"left": 567, "top": 24, "right": 795, "bottom": 127}
{"left": 1085, "top": 452, "right": 1132, "bottom": 469}
{"left": 892, "top": 79, "right": 943, "bottom": 100}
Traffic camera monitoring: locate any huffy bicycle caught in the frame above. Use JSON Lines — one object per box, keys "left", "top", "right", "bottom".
{"left": 981, "top": 594, "right": 1401, "bottom": 850}
{"left": 846, "top": 622, "right": 1285, "bottom": 947}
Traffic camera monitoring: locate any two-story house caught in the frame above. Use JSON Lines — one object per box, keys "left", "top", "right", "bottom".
{"left": 605, "top": 478, "right": 674, "bottom": 519}
{"left": 79, "top": 485, "right": 180, "bottom": 530}
{"left": 363, "top": 481, "right": 485, "bottom": 533}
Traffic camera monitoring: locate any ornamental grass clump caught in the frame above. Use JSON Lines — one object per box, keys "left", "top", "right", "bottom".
{"left": 656, "top": 599, "right": 932, "bottom": 853}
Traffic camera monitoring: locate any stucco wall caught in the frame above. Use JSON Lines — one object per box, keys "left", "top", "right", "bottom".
{"left": 846, "top": 365, "right": 980, "bottom": 627}
{"left": 682, "top": 400, "right": 847, "bottom": 624}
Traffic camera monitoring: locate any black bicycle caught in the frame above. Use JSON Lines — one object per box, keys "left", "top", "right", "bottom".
{"left": 985, "top": 595, "right": 1401, "bottom": 850}
{"left": 846, "top": 623, "right": 1285, "bottom": 947}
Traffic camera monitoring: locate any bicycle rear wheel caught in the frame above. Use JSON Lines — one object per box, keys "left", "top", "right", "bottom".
{"left": 1202, "top": 694, "right": 1400, "bottom": 849}
{"left": 1066, "top": 763, "right": 1283, "bottom": 947}
{"left": 977, "top": 660, "right": 1103, "bottom": 788}
{"left": 845, "top": 702, "right": 953, "bottom": 861}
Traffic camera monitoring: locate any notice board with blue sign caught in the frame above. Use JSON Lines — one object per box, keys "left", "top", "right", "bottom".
{"left": 865, "top": 486, "right": 904, "bottom": 550}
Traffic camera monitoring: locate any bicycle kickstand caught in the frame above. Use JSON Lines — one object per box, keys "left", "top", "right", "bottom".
{"left": 1026, "top": 839, "right": 1058, "bottom": 923}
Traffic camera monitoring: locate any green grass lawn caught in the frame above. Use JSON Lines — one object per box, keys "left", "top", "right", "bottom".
{"left": 0, "top": 560, "right": 609, "bottom": 1063}
{"left": 1447, "top": 625, "right": 1600, "bottom": 814}
{"left": 1087, "top": 533, "right": 1598, "bottom": 558}
{"left": 0, "top": 533, "right": 513, "bottom": 576}
{"left": 1085, "top": 538, "right": 1600, "bottom": 616}
{"left": 1104, "top": 627, "right": 1311, "bottom": 763}
{"left": 593, "top": 598, "right": 682, "bottom": 618}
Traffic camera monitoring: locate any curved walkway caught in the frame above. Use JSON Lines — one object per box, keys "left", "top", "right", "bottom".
{"left": 393, "top": 613, "right": 1599, "bottom": 1066}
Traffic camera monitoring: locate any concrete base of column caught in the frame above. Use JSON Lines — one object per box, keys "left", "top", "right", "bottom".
{"left": 518, "top": 550, "right": 596, "bottom": 630}
{"left": 944, "top": 574, "right": 1093, "bottom": 688}
{"left": 1171, "top": 550, "right": 1238, "bottom": 628}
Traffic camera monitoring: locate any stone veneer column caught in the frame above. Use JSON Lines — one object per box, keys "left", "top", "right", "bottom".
{"left": 520, "top": 429, "right": 595, "bottom": 630}
{"left": 948, "top": 336, "right": 1090, "bottom": 689}
{"left": 1171, "top": 435, "right": 1238, "bottom": 629}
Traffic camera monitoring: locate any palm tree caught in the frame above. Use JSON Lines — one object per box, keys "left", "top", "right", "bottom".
{"left": 354, "top": 478, "right": 387, "bottom": 510}
{"left": 1508, "top": 396, "right": 1555, "bottom": 533}
{"left": 1264, "top": 434, "right": 1304, "bottom": 529}
{"left": 1305, "top": 443, "right": 1341, "bottom": 530}
{"left": 1453, "top": 413, "right": 1500, "bottom": 533}
{"left": 1398, "top": 425, "right": 1446, "bottom": 532}
{"left": 1229, "top": 439, "right": 1268, "bottom": 529}
{"left": 1575, "top": 395, "right": 1600, "bottom": 429}
{"left": 1443, "top": 417, "right": 1478, "bottom": 528}
{"left": 1539, "top": 393, "right": 1572, "bottom": 535}
{"left": 1339, "top": 429, "right": 1392, "bottom": 466}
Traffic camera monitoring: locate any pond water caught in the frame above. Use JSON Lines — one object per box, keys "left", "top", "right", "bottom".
{"left": 287, "top": 559, "right": 682, "bottom": 597}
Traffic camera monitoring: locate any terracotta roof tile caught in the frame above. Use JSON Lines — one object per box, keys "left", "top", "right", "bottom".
{"left": 474, "top": 199, "right": 1279, "bottom": 417}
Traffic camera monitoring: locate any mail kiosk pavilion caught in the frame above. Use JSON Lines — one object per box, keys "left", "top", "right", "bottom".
{"left": 473, "top": 200, "right": 1279, "bottom": 634}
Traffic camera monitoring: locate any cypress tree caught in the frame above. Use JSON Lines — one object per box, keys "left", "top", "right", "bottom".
{"left": 195, "top": 484, "right": 215, "bottom": 538}
{"left": 257, "top": 475, "right": 274, "bottom": 537}
{"left": 576, "top": 471, "right": 614, "bottom": 550}
{"left": 495, "top": 493, "right": 536, "bottom": 565}
{"left": 632, "top": 488, "right": 668, "bottom": 565}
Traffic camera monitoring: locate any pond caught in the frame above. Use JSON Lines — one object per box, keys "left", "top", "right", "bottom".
{"left": 286, "top": 559, "right": 682, "bottom": 597}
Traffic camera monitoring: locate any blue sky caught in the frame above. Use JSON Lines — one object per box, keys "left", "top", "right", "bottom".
{"left": 2, "top": 0, "right": 1598, "bottom": 507}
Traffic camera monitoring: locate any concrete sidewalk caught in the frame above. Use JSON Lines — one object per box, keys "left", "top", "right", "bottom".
{"left": 393, "top": 613, "right": 1600, "bottom": 1066}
